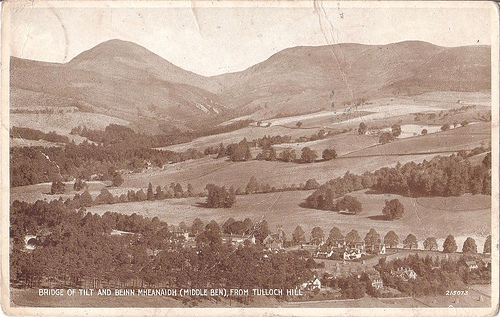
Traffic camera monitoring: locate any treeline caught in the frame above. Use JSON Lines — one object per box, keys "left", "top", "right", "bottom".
{"left": 10, "top": 199, "right": 313, "bottom": 294}
{"left": 305, "top": 150, "right": 491, "bottom": 211}
{"left": 10, "top": 127, "right": 69, "bottom": 143}
{"left": 204, "top": 129, "right": 344, "bottom": 162}
{"left": 10, "top": 141, "right": 204, "bottom": 187}
{"left": 72, "top": 121, "right": 252, "bottom": 148}
{"left": 374, "top": 150, "right": 491, "bottom": 197}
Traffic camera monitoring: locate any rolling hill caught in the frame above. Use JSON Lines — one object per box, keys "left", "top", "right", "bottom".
{"left": 10, "top": 40, "right": 490, "bottom": 133}
{"left": 10, "top": 40, "right": 229, "bottom": 133}
{"left": 213, "top": 41, "right": 491, "bottom": 119}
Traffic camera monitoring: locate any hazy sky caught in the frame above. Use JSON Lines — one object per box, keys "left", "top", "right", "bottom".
{"left": 7, "top": 1, "right": 493, "bottom": 76}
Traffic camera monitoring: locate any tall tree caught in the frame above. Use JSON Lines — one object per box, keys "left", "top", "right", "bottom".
{"left": 254, "top": 220, "right": 271, "bottom": 244}
{"left": 384, "top": 231, "right": 399, "bottom": 248}
{"left": 483, "top": 235, "right": 491, "bottom": 254}
{"left": 403, "top": 234, "right": 418, "bottom": 249}
{"left": 364, "top": 229, "right": 381, "bottom": 249}
{"left": 191, "top": 218, "right": 204, "bottom": 235}
{"left": 310, "top": 227, "right": 324, "bottom": 245}
{"left": 147, "top": 183, "right": 154, "bottom": 201}
{"left": 292, "top": 226, "right": 306, "bottom": 244}
{"left": 423, "top": 237, "right": 438, "bottom": 251}
{"left": 245, "top": 176, "right": 260, "bottom": 194}
{"left": 345, "top": 229, "right": 362, "bottom": 247}
{"left": 443, "top": 235, "right": 458, "bottom": 253}
{"left": 462, "top": 237, "right": 477, "bottom": 254}
{"left": 328, "top": 227, "right": 344, "bottom": 246}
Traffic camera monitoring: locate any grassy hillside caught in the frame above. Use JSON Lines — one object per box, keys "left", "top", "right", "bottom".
{"left": 86, "top": 189, "right": 491, "bottom": 245}
{"left": 214, "top": 42, "right": 490, "bottom": 119}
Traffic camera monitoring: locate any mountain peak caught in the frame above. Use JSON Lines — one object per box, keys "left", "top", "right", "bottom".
{"left": 69, "top": 38, "right": 161, "bottom": 65}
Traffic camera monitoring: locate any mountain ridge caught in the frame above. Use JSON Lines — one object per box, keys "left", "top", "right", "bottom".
{"left": 10, "top": 39, "right": 491, "bottom": 132}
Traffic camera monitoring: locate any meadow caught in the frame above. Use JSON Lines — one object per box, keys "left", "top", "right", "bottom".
{"left": 86, "top": 189, "right": 491, "bottom": 249}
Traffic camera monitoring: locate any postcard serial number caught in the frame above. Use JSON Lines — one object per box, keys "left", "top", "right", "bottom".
{"left": 446, "top": 290, "right": 469, "bottom": 296}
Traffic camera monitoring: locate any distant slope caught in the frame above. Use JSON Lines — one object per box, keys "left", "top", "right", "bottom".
{"left": 10, "top": 40, "right": 229, "bottom": 133}
{"left": 11, "top": 40, "right": 490, "bottom": 133}
{"left": 213, "top": 41, "right": 490, "bottom": 119}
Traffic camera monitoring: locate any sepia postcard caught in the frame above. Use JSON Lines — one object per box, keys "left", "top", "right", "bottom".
{"left": 1, "top": 1, "right": 499, "bottom": 316}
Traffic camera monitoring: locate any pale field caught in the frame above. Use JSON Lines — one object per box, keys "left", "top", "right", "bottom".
{"left": 86, "top": 189, "right": 491, "bottom": 245}
{"left": 157, "top": 124, "right": 327, "bottom": 152}
{"left": 163, "top": 92, "right": 489, "bottom": 152}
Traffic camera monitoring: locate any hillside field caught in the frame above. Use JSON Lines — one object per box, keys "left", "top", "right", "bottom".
{"left": 86, "top": 189, "right": 491, "bottom": 249}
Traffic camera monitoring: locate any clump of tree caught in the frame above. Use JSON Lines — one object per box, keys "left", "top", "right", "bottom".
{"left": 300, "top": 147, "right": 318, "bottom": 163}
{"left": 358, "top": 122, "right": 367, "bottom": 135}
{"left": 50, "top": 179, "right": 65, "bottom": 195}
{"left": 379, "top": 132, "right": 395, "bottom": 144}
{"left": 335, "top": 195, "right": 362, "bottom": 214}
{"left": 322, "top": 148, "right": 338, "bottom": 161}
{"left": 205, "top": 184, "right": 236, "bottom": 208}
{"left": 10, "top": 127, "right": 70, "bottom": 143}
{"left": 279, "top": 148, "right": 297, "bottom": 162}
{"left": 391, "top": 124, "right": 402, "bottom": 137}
{"left": 441, "top": 123, "right": 450, "bottom": 131}
{"left": 227, "top": 139, "right": 252, "bottom": 162}
{"left": 304, "top": 151, "right": 491, "bottom": 212}
{"left": 304, "top": 179, "right": 320, "bottom": 190}
{"left": 73, "top": 178, "right": 87, "bottom": 191}
{"left": 382, "top": 199, "right": 404, "bottom": 220}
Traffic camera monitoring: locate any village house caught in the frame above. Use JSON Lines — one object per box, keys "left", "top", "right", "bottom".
{"left": 300, "top": 277, "right": 321, "bottom": 291}
{"left": 263, "top": 232, "right": 285, "bottom": 250}
{"left": 466, "top": 260, "right": 479, "bottom": 271}
{"left": 391, "top": 267, "right": 417, "bottom": 281}
{"left": 366, "top": 270, "right": 384, "bottom": 290}
{"left": 367, "top": 243, "right": 386, "bottom": 255}
{"left": 314, "top": 245, "right": 334, "bottom": 258}
{"left": 220, "top": 233, "right": 256, "bottom": 247}
{"left": 343, "top": 248, "right": 363, "bottom": 260}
